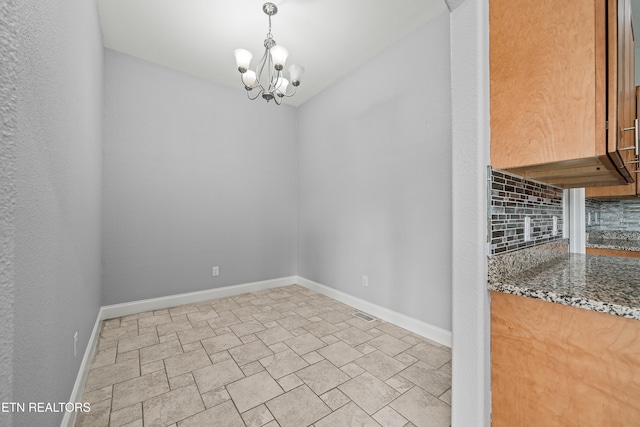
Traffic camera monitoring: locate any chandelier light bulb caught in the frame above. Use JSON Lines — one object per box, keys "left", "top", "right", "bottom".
{"left": 270, "top": 45, "right": 289, "bottom": 71}
{"left": 288, "top": 64, "right": 305, "bottom": 86}
{"left": 234, "top": 3, "right": 302, "bottom": 104}
{"left": 234, "top": 49, "right": 252, "bottom": 73}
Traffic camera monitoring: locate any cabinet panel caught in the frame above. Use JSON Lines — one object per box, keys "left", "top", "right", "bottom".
{"left": 491, "top": 291, "right": 640, "bottom": 426}
{"left": 490, "top": 0, "right": 632, "bottom": 188}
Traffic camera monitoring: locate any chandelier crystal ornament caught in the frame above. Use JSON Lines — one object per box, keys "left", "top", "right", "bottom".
{"left": 234, "top": 2, "right": 304, "bottom": 104}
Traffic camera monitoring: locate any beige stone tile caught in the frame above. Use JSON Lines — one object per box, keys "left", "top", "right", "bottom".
{"left": 116, "top": 349, "right": 139, "bottom": 364}
{"left": 398, "top": 361, "right": 451, "bottom": 397}
{"left": 229, "top": 340, "right": 273, "bottom": 366}
{"left": 385, "top": 375, "right": 415, "bottom": 394}
{"left": 341, "top": 362, "right": 366, "bottom": 378}
{"left": 207, "top": 312, "right": 240, "bottom": 334}
{"left": 231, "top": 305, "right": 262, "bottom": 318}
{"left": 268, "top": 342, "right": 289, "bottom": 353}
{"left": 395, "top": 352, "right": 418, "bottom": 366}
{"left": 240, "top": 360, "right": 265, "bottom": 376}
{"left": 168, "top": 372, "right": 195, "bottom": 390}
{"left": 317, "top": 310, "right": 352, "bottom": 324}
{"left": 192, "top": 357, "right": 244, "bottom": 393}
{"left": 373, "top": 406, "right": 409, "bottom": 427}
{"left": 139, "top": 340, "right": 183, "bottom": 365}
{"left": 284, "top": 333, "right": 326, "bottom": 355}
{"left": 75, "top": 399, "right": 110, "bottom": 427}
{"left": 200, "top": 333, "right": 243, "bottom": 354}
{"left": 139, "top": 326, "right": 158, "bottom": 336}
{"left": 319, "top": 388, "right": 351, "bottom": 411}
{"left": 185, "top": 307, "right": 220, "bottom": 323}
{"left": 355, "top": 350, "right": 407, "bottom": 381}
{"left": 266, "top": 290, "right": 292, "bottom": 300}
{"left": 260, "top": 348, "right": 309, "bottom": 379}
{"left": 210, "top": 299, "right": 241, "bottom": 311}
{"left": 356, "top": 343, "right": 378, "bottom": 355}
{"left": 112, "top": 370, "right": 169, "bottom": 411}
{"left": 439, "top": 360, "right": 452, "bottom": 376}
{"left": 333, "top": 327, "right": 374, "bottom": 346}
{"left": 346, "top": 317, "right": 381, "bottom": 331}
{"left": 296, "top": 360, "right": 350, "bottom": 395}
{"left": 271, "top": 301, "right": 298, "bottom": 312}
{"left": 138, "top": 314, "right": 173, "bottom": 329}
{"left": 276, "top": 314, "right": 310, "bottom": 330}
{"left": 159, "top": 332, "right": 179, "bottom": 343}
{"left": 339, "top": 372, "right": 400, "bottom": 415}
{"left": 157, "top": 317, "right": 192, "bottom": 336}
{"left": 376, "top": 323, "right": 411, "bottom": 339}
{"left": 168, "top": 303, "right": 200, "bottom": 317}
{"left": 232, "top": 293, "right": 258, "bottom": 303}
{"left": 252, "top": 310, "right": 284, "bottom": 326}
{"left": 208, "top": 350, "right": 232, "bottom": 364}
{"left": 335, "top": 321, "right": 351, "bottom": 330}
{"left": 266, "top": 384, "right": 331, "bottom": 427}
{"left": 100, "top": 323, "right": 137, "bottom": 341}
{"left": 290, "top": 327, "right": 308, "bottom": 337}
{"left": 226, "top": 371, "right": 284, "bottom": 413}
{"left": 303, "top": 320, "right": 340, "bottom": 338}
{"left": 122, "top": 311, "right": 152, "bottom": 322}
{"left": 92, "top": 346, "right": 117, "bottom": 369}
{"left": 229, "top": 319, "right": 266, "bottom": 337}
{"left": 263, "top": 320, "right": 278, "bottom": 328}
{"left": 367, "top": 334, "right": 412, "bottom": 357}
{"left": 214, "top": 326, "right": 233, "bottom": 335}
{"left": 181, "top": 341, "right": 203, "bottom": 353}
{"left": 439, "top": 388, "right": 452, "bottom": 405}
{"left": 117, "top": 332, "right": 159, "bottom": 353}
{"left": 389, "top": 386, "right": 450, "bottom": 427}
{"left": 140, "top": 360, "right": 165, "bottom": 376}
{"left": 164, "top": 348, "right": 211, "bottom": 378}
{"left": 317, "top": 341, "right": 364, "bottom": 367}
{"left": 315, "top": 401, "right": 380, "bottom": 427}
{"left": 367, "top": 328, "right": 385, "bottom": 338}
{"left": 200, "top": 386, "right": 231, "bottom": 408}
{"left": 302, "top": 351, "right": 324, "bottom": 365}
{"left": 251, "top": 297, "right": 275, "bottom": 306}
{"left": 102, "top": 318, "right": 121, "bottom": 330}
{"left": 178, "top": 400, "right": 244, "bottom": 427}
{"left": 142, "top": 384, "right": 205, "bottom": 427}
{"left": 176, "top": 325, "right": 215, "bottom": 344}
{"left": 321, "top": 334, "right": 340, "bottom": 345}
{"left": 97, "top": 338, "right": 119, "bottom": 352}
{"left": 109, "top": 402, "right": 141, "bottom": 427}
{"left": 256, "top": 325, "right": 294, "bottom": 346}
{"left": 120, "top": 419, "right": 143, "bottom": 427}
{"left": 277, "top": 373, "right": 304, "bottom": 392}
{"left": 85, "top": 358, "right": 140, "bottom": 392}
{"left": 241, "top": 404, "right": 275, "bottom": 427}
{"left": 82, "top": 385, "right": 112, "bottom": 405}
{"left": 153, "top": 309, "right": 170, "bottom": 316}
{"left": 240, "top": 333, "right": 259, "bottom": 344}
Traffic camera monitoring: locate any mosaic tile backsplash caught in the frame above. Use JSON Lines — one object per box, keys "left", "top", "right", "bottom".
{"left": 585, "top": 199, "right": 640, "bottom": 232}
{"left": 490, "top": 169, "right": 564, "bottom": 255}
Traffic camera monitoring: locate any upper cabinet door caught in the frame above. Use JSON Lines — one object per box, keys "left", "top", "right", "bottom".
{"left": 490, "top": 0, "right": 634, "bottom": 188}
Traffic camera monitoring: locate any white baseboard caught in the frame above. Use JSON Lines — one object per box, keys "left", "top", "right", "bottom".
{"left": 296, "top": 276, "right": 452, "bottom": 348}
{"left": 61, "top": 308, "right": 103, "bottom": 427}
{"left": 101, "top": 276, "right": 298, "bottom": 320}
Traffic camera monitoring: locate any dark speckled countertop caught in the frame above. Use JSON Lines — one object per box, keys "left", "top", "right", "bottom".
{"left": 488, "top": 254, "right": 640, "bottom": 320}
{"left": 587, "top": 238, "right": 640, "bottom": 252}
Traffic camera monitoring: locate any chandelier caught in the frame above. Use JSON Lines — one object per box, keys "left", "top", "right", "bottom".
{"left": 233, "top": 2, "right": 304, "bottom": 105}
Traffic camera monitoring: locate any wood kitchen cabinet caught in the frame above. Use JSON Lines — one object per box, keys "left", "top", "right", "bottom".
{"left": 491, "top": 291, "right": 640, "bottom": 426}
{"left": 490, "top": 0, "right": 635, "bottom": 188}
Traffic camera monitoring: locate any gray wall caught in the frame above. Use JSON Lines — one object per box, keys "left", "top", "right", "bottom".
{"left": 297, "top": 12, "right": 452, "bottom": 331}
{"left": 450, "top": 0, "right": 492, "bottom": 424}
{"left": 12, "top": 0, "right": 104, "bottom": 425}
{"left": 102, "top": 50, "right": 298, "bottom": 305}
{"left": 0, "top": 0, "right": 18, "bottom": 425}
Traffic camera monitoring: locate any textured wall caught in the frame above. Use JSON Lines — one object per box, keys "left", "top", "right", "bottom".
{"left": 102, "top": 50, "right": 298, "bottom": 305}
{"left": 0, "top": 0, "right": 18, "bottom": 425}
{"left": 450, "top": 0, "right": 492, "bottom": 425}
{"left": 586, "top": 199, "right": 640, "bottom": 232}
{"left": 297, "top": 13, "right": 452, "bottom": 331}
{"left": 13, "top": 0, "right": 103, "bottom": 425}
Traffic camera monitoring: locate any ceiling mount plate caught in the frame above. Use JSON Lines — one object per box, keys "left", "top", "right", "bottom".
{"left": 263, "top": 2, "right": 278, "bottom": 16}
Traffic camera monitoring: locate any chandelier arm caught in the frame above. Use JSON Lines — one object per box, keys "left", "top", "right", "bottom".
{"left": 254, "top": 48, "right": 270, "bottom": 92}
{"left": 246, "top": 88, "right": 263, "bottom": 101}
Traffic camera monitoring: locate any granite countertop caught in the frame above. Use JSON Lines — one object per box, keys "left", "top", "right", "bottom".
{"left": 587, "top": 238, "right": 640, "bottom": 252}
{"left": 488, "top": 253, "right": 640, "bottom": 320}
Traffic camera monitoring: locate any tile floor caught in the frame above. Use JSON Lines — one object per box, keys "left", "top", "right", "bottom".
{"left": 75, "top": 285, "right": 451, "bottom": 427}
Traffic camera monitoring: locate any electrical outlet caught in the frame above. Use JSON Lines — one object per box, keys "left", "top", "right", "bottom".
{"left": 524, "top": 216, "right": 531, "bottom": 242}
{"left": 552, "top": 216, "right": 558, "bottom": 236}
{"left": 212, "top": 266, "right": 219, "bottom": 277}
{"left": 362, "top": 275, "right": 368, "bottom": 287}
{"left": 74, "top": 332, "right": 78, "bottom": 359}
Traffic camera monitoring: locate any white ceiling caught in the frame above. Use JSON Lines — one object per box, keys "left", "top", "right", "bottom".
{"left": 97, "top": 0, "right": 447, "bottom": 106}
